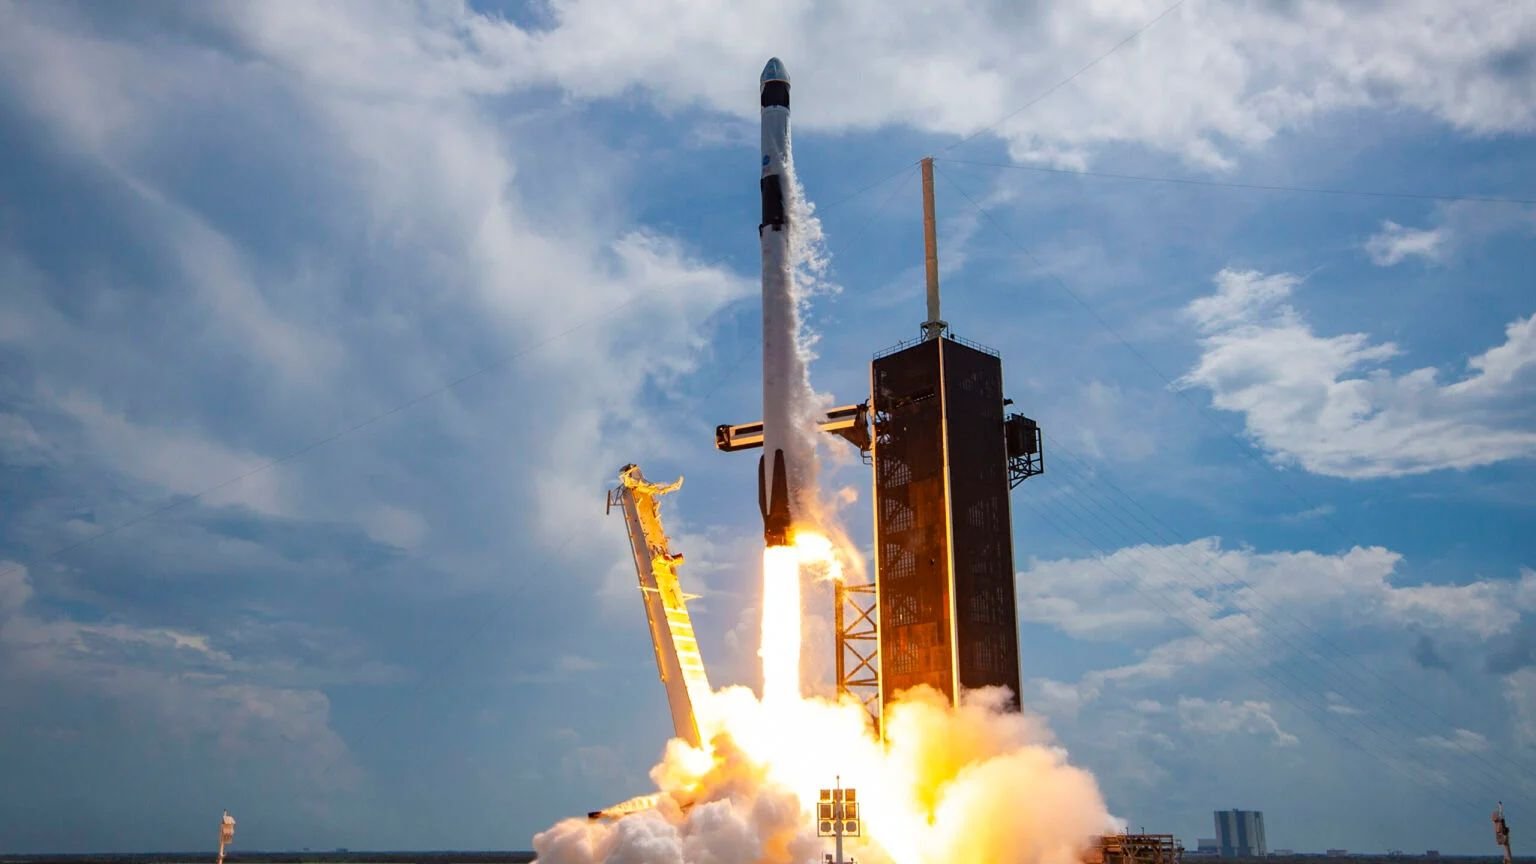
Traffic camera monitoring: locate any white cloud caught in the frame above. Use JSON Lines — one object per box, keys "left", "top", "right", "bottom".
{"left": 49, "top": 391, "right": 289, "bottom": 517}
{"left": 1365, "top": 221, "right": 1447, "bottom": 265}
{"left": 1365, "top": 204, "right": 1536, "bottom": 267}
{"left": 1020, "top": 538, "right": 1536, "bottom": 671}
{"left": 0, "top": 562, "right": 358, "bottom": 793}
{"left": 1505, "top": 670, "right": 1536, "bottom": 747}
{"left": 1177, "top": 696, "right": 1298, "bottom": 746}
{"left": 1326, "top": 692, "right": 1364, "bottom": 716}
{"left": 1180, "top": 268, "right": 1536, "bottom": 478}
{"left": 0, "top": 413, "right": 55, "bottom": 466}
{"left": 0, "top": 1, "right": 754, "bottom": 589}
{"left": 461, "top": 0, "right": 1536, "bottom": 169}
{"left": 1279, "top": 504, "right": 1336, "bottom": 524}
{"left": 1417, "top": 728, "right": 1489, "bottom": 752}
{"left": 1028, "top": 677, "right": 1096, "bottom": 720}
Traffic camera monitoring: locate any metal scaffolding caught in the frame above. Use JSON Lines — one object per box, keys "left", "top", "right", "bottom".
{"left": 835, "top": 579, "right": 880, "bottom": 731}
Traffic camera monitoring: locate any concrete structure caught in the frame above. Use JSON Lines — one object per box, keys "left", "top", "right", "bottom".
{"left": 1214, "top": 810, "right": 1266, "bottom": 858}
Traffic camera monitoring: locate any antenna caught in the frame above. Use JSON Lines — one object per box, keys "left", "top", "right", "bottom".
{"left": 920, "top": 157, "right": 948, "bottom": 340}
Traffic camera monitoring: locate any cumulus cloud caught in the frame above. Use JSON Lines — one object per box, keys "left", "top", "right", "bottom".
{"left": 1180, "top": 268, "right": 1536, "bottom": 478}
{"left": 0, "top": 562, "right": 357, "bottom": 793}
{"left": 1177, "top": 696, "right": 1298, "bottom": 746}
{"left": 1020, "top": 538, "right": 1528, "bottom": 641}
{"left": 1019, "top": 538, "right": 1536, "bottom": 695}
{"left": 1505, "top": 670, "right": 1536, "bottom": 747}
{"left": 464, "top": 0, "right": 1536, "bottom": 168}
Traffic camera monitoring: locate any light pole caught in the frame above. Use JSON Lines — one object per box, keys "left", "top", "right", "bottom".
{"left": 817, "top": 776, "right": 860, "bottom": 864}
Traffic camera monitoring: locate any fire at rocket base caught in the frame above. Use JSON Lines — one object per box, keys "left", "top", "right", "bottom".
{"left": 758, "top": 56, "right": 812, "bottom": 549}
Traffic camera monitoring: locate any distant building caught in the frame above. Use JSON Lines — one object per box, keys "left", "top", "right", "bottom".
{"left": 1325, "top": 850, "right": 1348, "bottom": 858}
{"left": 1425, "top": 852, "right": 1440, "bottom": 859}
{"left": 1195, "top": 839, "right": 1220, "bottom": 856}
{"left": 1214, "top": 810, "right": 1266, "bottom": 858}
{"left": 1273, "top": 851, "right": 1295, "bottom": 856}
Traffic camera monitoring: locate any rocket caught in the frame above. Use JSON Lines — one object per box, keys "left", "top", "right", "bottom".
{"left": 758, "top": 57, "right": 801, "bottom": 548}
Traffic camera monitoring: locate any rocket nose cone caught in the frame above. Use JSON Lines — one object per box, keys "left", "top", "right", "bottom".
{"left": 760, "top": 57, "right": 789, "bottom": 86}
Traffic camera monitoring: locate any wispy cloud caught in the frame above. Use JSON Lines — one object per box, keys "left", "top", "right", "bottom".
{"left": 1416, "top": 728, "right": 1489, "bottom": 752}
{"left": 1365, "top": 221, "right": 1447, "bottom": 265}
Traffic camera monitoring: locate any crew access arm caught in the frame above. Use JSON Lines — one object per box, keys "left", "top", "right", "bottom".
{"left": 606, "top": 464, "right": 711, "bottom": 747}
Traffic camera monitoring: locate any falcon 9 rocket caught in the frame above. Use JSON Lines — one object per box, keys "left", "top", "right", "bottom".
{"left": 757, "top": 57, "right": 808, "bottom": 549}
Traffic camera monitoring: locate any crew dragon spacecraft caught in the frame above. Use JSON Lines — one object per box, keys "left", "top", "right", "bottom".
{"left": 757, "top": 56, "right": 810, "bottom": 549}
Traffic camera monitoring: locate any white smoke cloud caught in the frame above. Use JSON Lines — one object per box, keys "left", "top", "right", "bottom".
{"left": 533, "top": 685, "right": 1111, "bottom": 864}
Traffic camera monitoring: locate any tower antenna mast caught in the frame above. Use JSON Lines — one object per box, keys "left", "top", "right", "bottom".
{"left": 920, "top": 157, "right": 947, "bottom": 341}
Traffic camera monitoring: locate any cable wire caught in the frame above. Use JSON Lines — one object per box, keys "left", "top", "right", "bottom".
{"left": 932, "top": 164, "right": 1367, "bottom": 552}
{"left": 1037, "top": 431, "right": 1534, "bottom": 796}
{"left": 935, "top": 162, "right": 1533, "bottom": 799}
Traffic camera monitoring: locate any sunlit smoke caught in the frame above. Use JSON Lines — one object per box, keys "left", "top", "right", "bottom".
{"left": 535, "top": 681, "right": 1112, "bottom": 864}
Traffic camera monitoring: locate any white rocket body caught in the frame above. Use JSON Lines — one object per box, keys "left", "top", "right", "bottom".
{"left": 758, "top": 57, "right": 808, "bottom": 548}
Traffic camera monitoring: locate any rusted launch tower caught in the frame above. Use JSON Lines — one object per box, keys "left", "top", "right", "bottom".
{"left": 872, "top": 158, "right": 1042, "bottom": 711}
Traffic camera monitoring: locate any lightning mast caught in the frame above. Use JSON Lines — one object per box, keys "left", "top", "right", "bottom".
{"left": 216, "top": 811, "right": 235, "bottom": 864}
{"left": 1494, "top": 802, "right": 1513, "bottom": 864}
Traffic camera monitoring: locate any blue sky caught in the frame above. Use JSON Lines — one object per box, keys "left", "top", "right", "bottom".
{"left": 1, "top": 0, "right": 1534, "bottom": 855}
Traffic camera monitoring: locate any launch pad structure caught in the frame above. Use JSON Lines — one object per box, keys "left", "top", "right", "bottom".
{"left": 866, "top": 157, "right": 1043, "bottom": 711}
{"left": 1087, "top": 834, "right": 1184, "bottom": 864}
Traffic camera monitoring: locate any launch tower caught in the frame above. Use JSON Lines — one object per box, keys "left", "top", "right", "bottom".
{"left": 872, "top": 158, "right": 1041, "bottom": 711}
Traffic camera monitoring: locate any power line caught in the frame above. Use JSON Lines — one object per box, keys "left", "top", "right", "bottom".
{"left": 936, "top": 161, "right": 1531, "bottom": 796}
{"left": 1017, "top": 453, "right": 1527, "bottom": 812}
{"left": 405, "top": 167, "right": 925, "bottom": 692}
{"left": 941, "top": 0, "right": 1188, "bottom": 154}
{"left": 932, "top": 164, "right": 1365, "bottom": 552}
{"left": 0, "top": 299, "right": 643, "bottom": 585}
{"left": 1037, "top": 431, "right": 1534, "bottom": 793}
{"left": 1013, "top": 491, "right": 1500, "bottom": 830}
{"left": 940, "top": 156, "right": 1536, "bottom": 206}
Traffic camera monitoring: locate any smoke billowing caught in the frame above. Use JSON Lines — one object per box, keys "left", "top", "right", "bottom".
{"left": 533, "top": 685, "right": 1112, "bottom": 864}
